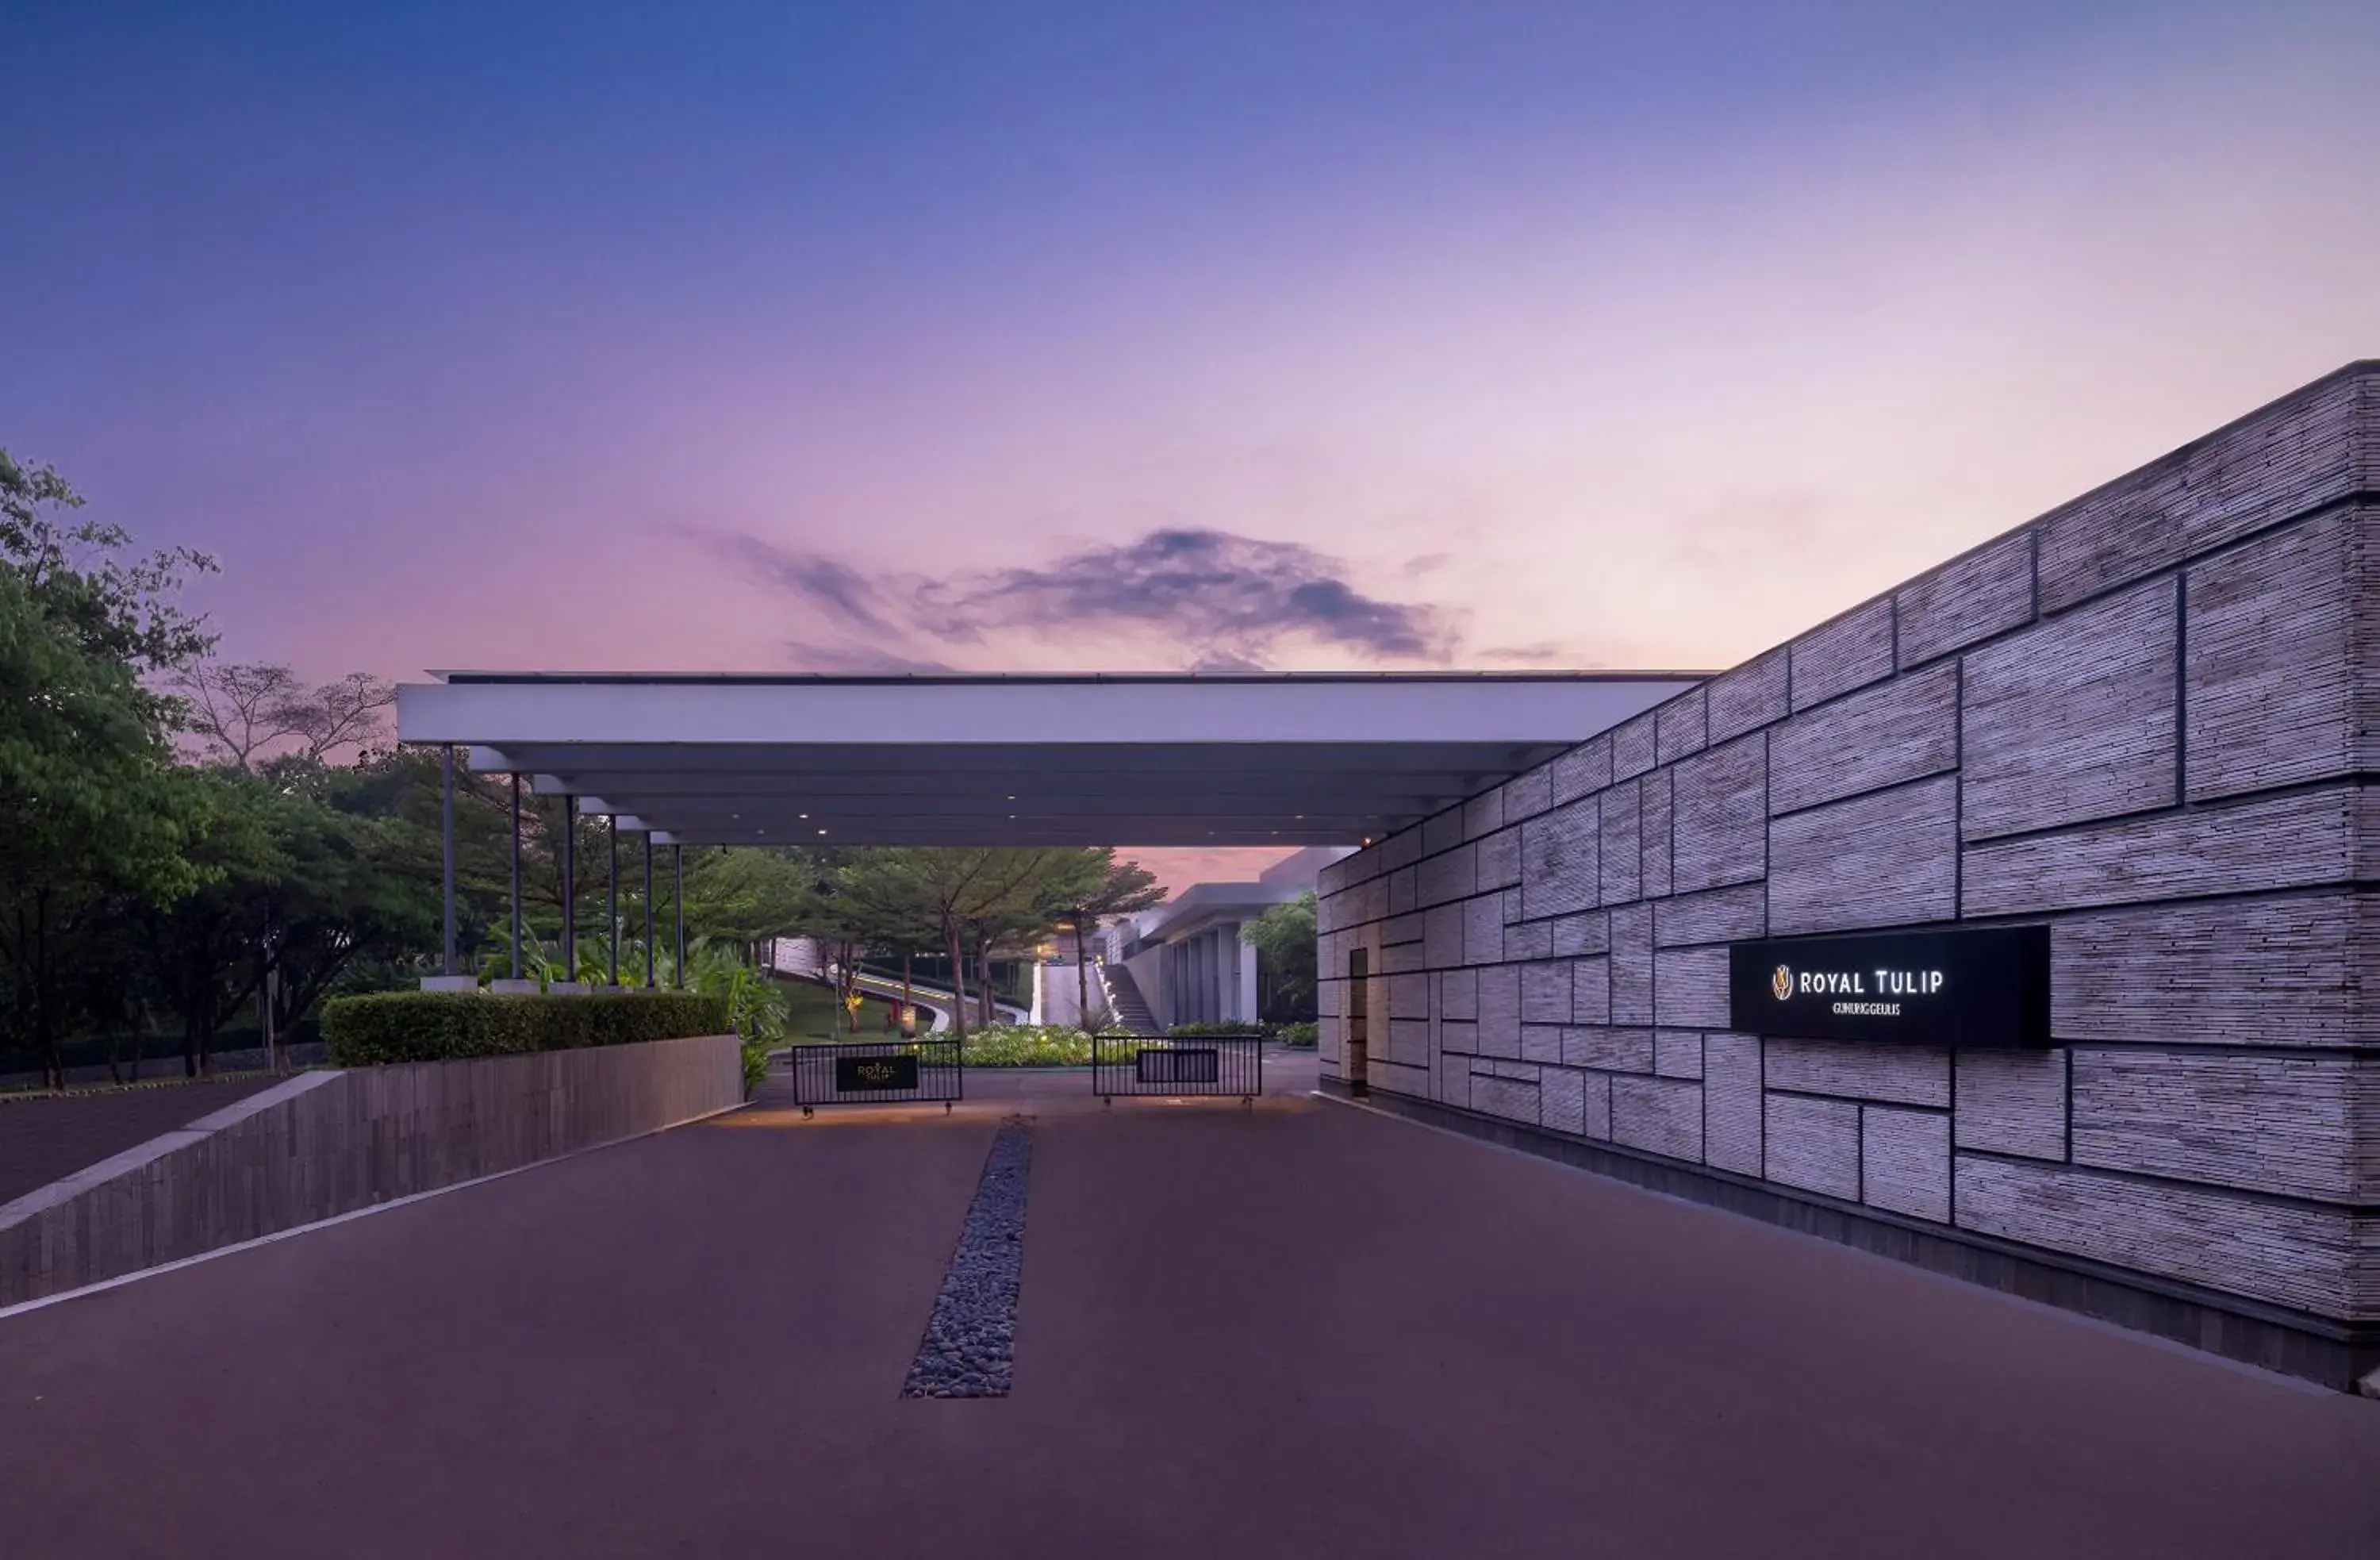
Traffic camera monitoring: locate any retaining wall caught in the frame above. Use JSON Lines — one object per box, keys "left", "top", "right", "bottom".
{"left": 0, "top": 1033, "right": 744, "bottom": 1308}
{"left": 1315, "top": 360, "right": 2380, "bottom": 1386}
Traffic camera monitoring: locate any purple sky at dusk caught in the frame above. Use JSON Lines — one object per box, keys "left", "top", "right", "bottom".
{"left": 6, "top": 2, "right": 2377, "bottom": 886}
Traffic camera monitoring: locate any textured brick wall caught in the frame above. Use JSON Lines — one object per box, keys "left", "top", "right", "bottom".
{"left": 1317, "top": 362, "right": 2380, "bottom": 1327}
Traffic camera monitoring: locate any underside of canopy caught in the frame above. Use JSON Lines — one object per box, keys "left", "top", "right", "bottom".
{"left": 394, "top": 671, "right": 1710, "bottom": 846}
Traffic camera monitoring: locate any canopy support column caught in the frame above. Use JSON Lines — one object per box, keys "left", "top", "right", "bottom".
{"left": 643, "top": 834, "right": 656, "bottom": 989}
{"left": 607, "top": 816, "right": 619, "bottom": 988}
{"left": 673, "top": 844, "right": 685, "bottom": 989}
{"left": 440, "top": 745, "right": 456, "bottom": 976}
{"left": 509, "top": 773, "right": 523, "bottom": 981}
{"left": 561, "top": 796, "right": 576, "bottom": 983}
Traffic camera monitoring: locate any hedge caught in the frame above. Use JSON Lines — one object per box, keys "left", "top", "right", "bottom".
{"left": 321, "top": 990, "right": 733, "bottom": 1066}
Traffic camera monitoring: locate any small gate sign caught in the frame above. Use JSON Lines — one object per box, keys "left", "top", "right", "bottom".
{"left": 1136, "top": 1047, "right": 1220, "bottom": 1085}
{"left": 835, "top": 1054, "right": 920, "bottom": 1093}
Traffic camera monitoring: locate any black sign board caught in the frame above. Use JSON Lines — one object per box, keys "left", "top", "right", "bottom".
{"left": 835, "top": 1053, "right": 920, "bottom": 1093}
{"left": 1137, "top": 1047, "right": 1221, "bottom": 1085}
{"left": 1727, "top": 926, "right": 2049, "bottom": 1050}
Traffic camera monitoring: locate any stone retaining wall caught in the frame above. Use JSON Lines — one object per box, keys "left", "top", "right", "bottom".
{"left": 0, "top": 1033, "right": 744, "bottom": 1308}
{"left": 1316, "top": 361, "right": 2379, "bottom": 1381}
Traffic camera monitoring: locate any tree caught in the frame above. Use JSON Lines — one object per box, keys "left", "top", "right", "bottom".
{"left": 1242, "top": 890, "right": 1319, "bottom": 1021}
{"left": 252, "top": 755, "right": 443, "bottom": 1043}
{"left": 816, "top": 847, "right": 943, "bottom": 1031}
{"left": 833, "top": 848, "right": 1071, "bottom": 1042}
{"left": 131, "top": 767, "right": 283, "bottom": 1075}
{"left": 1, "top": 450, "right": 217, "bottom": 673}
{"left": 679, "top": 845, "right": 821, "bottom": 948}
{"left": 1060, "top": 852, "right": 1165, "bottom": 1028}
{"left": 0, "top": 453, "right": 217, "bottom": 1085}
{"left": 175, "top": 662, "right": 397, "bottom": 770}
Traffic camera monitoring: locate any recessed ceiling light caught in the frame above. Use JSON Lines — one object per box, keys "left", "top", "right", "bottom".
{"left": 817, "top": 828, "right": 827, "bottom": 836}
{"left": 798, "top": 813, "right": 808, "bottom": 820}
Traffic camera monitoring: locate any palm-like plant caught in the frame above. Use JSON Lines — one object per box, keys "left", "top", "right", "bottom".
{"left": 478, "top": 924, "right": 560, "bottom": 986}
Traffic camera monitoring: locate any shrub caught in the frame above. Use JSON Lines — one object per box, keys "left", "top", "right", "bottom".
{"left": 959, "top": 1024, "right": 1110, "bottom": 1066}
{"left": 1165, "top": 1019, "right": 1314, "bottom": 1046}
{"left": 321, "top": 990, "right": 732, "bottom": 1066}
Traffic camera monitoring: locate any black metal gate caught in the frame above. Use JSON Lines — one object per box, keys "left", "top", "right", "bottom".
{"left": 787, "top": 1039, "right": 963, "bottom": 1116}
{"left": 1091, "top": 1031, "right": 1263, "bottom": 1105}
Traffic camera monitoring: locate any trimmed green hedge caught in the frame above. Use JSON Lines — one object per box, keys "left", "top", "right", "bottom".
{"left": 321, "top": 990, "right": 733, "bottom": 1066}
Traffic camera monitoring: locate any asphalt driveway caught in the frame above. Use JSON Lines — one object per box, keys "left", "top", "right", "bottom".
{"left": 2, "top": 1065, "right": 2373, "bottom": 1559}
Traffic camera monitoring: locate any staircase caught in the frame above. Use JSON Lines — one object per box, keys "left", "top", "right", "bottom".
{"left": 1100, "top": 963, "right": 1161, "bottom": 1036}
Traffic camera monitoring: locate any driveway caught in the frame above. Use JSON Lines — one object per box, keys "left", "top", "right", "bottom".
{"left": 2, "top": 1065, "right": 2372, "bottom": 1558}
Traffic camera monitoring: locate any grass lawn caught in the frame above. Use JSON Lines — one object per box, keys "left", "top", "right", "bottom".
{"left": 774, "top": 978, "right": 908, "bottom": 1041}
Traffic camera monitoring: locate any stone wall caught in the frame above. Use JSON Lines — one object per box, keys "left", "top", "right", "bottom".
{"left": 0, "top": 1033, "right": 745, "bottom": 1308}
{"left": 1317, "top": 362, "right": 2380, "bottom": 1357}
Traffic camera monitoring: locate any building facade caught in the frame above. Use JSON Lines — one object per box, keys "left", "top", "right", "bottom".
{"left": 1119, "top": 846, "right": 1347, "bottom": 1029}
{"left": 1315, "top": 362, "right": 2379, "bottom": 1388}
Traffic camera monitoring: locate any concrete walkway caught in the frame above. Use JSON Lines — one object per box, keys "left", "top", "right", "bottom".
{"left": 1, "top": 1065, "right": 2373, "bottom": 1558}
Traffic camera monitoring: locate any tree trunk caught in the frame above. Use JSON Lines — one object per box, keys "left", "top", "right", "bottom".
{"left": 1074, "top": 914, "right": 1092, "bottom": 1032}
{"left": 901, "top": 951, "right": 914, "bottom": 1036}
{"left": 840, "top": 939, "right": 859, "bottom": 1031}
{"left": 942, "top": 920, "right": 969, "bottom": 1043}
{"left": 975, "top": 936, "right": 996, "bottom": 1028}
{"left": 33, "top": 888, "right": 62, "bottom": 1092}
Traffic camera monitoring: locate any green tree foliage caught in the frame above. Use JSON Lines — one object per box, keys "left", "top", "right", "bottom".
{"left": 678, "top": 845, "right": 821, "bottom": 945}
{"left": 1058, "top": 851, "right": 1165, "bottom": 1028}
{"left": 830, "top": 849, "right": 1062, "bottom": 1039}
{"left": 0, "top": 454, "right": 218, "bottom": 1085}
{"left": 1242, "top": 890, "right": 1319, "bottom": 1020}
{"left": 0, "top": 448, "right": 1194, "bottom": 1085}
{"left": 821, "top": 847, "right": 1161, "bottom": 1035}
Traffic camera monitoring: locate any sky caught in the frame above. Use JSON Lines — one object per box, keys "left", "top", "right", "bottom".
{"left": 6, "top": 1, "right": 2377, "bottom": 886}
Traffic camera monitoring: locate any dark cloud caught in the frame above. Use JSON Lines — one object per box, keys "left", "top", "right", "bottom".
{"left": 712, "top": 524, "right": 1457, "bottom": 670}
{"left": 710, "top": 532, "right": 904, "bottom": 638}
{"left": 1185, "top": 647, "right": 1268, "bottom": 673}
{"left": 780, "top": 639, "right": 956, "bottom": 674}
{"left": 917, "top": 528, "right": 1456, "bottom": 665}
{"left": 1474, "top": 640, "right": 1578, "bottom": 666}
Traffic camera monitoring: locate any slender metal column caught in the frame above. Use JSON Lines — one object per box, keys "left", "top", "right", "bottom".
{"left": 509, "top": 774, "right": 523, "bottom": 980}
{"left": 607, "top": 815, "right": 620, "bottom": 987}
{"left": 643, "top": 833, "right": 655, "bottom": 988}
{"left": 673, "top": 843, "right": 685, "bottom": 988}
{"left": 561, "top": 796, "right": 576, "bottom": 982}
{"left": 440, "top": 745, "right": 456, "bottom": 977}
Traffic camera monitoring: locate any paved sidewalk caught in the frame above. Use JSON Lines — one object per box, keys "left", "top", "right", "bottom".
{"left": 1, "top": 1068, "right": 2373, "bottom": 1558}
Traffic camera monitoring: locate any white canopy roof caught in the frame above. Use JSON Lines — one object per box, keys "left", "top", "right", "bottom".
{"left": 394, "top": 671, "right": 1707, "bottom": 847}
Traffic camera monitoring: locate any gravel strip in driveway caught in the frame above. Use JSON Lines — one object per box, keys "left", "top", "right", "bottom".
{"left": 902, "top": 1113, "right": 1034, "bottom": 1398}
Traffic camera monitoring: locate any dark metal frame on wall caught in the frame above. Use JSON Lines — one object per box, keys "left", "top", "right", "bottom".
{"left": 1092, "top": 1032, "right": 1263, "bottom": 1105}
{"left": 786, "top": 1039, "right": 963, "bottom": 1118}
